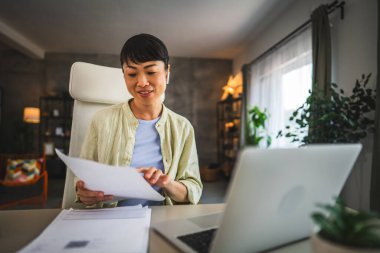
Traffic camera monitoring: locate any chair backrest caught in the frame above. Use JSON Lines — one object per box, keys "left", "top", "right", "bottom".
{"left": 62, "top": 62, "right": 132, "bottom": 209}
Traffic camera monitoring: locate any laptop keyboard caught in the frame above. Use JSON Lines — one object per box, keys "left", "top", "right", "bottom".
{"left": 177, "top": 228, "right": 217, "bottom": 253}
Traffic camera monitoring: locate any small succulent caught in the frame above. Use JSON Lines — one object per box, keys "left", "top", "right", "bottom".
{"left": 311, "top": 198, "right": 380, "bottom": 249}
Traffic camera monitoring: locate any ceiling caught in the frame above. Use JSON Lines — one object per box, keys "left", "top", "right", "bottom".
{"left": 0, "top": 0, "right": 295, "bottom": 59}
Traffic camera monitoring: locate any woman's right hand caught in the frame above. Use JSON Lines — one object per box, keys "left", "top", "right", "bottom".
{"left": 75, "top": 180, "right": 113, "bottom": 205}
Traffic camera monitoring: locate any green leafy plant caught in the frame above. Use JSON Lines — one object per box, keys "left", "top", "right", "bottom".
{"left": 278, "top": 74, "right": 376, "bottom": 144}
{"left": 246, "top": 106, "right": 271, "bottom": 147}
{"left": 312, "top": 198, "right": 380, "bottom": 249}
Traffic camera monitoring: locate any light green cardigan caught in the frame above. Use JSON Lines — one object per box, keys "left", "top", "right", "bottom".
{"left": 79, "top": 101, "right": 203, "bottom": 206}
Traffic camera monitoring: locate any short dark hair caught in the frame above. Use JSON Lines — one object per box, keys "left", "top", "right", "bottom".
{"left": 120, "top": 34, "right": 169, "bottom": 69}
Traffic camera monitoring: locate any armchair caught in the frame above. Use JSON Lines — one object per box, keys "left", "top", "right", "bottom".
{"left": 0, "top": 153, "right": 47, "bottom": 209}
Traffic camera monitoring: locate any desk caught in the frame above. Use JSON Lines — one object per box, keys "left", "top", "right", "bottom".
{"left": 0, "top": 204, "right": 311, "bottom": 253}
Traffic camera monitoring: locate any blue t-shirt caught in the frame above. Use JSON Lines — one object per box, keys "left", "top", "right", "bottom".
{"left": 118, "top": 117, "right": 165, "bottom": 206}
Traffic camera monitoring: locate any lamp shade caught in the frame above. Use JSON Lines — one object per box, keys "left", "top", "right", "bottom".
{"left": 23, "top": 107, "right": 40, "bottom": 123}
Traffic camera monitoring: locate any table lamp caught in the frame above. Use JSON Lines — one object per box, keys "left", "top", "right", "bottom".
{"left": 220, "top": 74, "right": 243, "bottom": 101}
{"left": 22, "top": 107, "right": 40, "bottom": 153}
{"left": 23, "top": 107, "right": 40, "bottom": 124}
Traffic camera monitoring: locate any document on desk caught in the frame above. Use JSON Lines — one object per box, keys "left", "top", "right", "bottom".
{"left": 18, "top": 206, "right": 151, "bottom": 253}
{"left": 55, "top": 149, "right": 164, "bottom": 201}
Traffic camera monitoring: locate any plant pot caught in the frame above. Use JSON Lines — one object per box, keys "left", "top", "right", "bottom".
{"left": 200, "top": 166, "right": 219, "bottom": 182}
{"left": 311, "top": 233, "right": 380, "bottom": 253}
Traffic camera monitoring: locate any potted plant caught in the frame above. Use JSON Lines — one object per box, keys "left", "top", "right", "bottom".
{"left": 278, "top": 74, "right": 376, "bottom": 144}
{"left": 246, "top": 106, "right": 271, "bottom": 147}
{"left": 311, "top": 198, "right": 380, "bottom": 253}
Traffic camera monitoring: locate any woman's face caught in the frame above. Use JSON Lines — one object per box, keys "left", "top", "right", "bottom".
{"left": 122, "top": 60, "right": 169, "bottom": 106}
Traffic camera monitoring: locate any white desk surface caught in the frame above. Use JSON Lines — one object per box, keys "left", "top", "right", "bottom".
{"left": 0, "top": 204, "right": 311, "bottom": 253}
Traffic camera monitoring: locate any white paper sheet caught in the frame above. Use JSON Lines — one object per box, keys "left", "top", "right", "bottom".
{"left": 63, "top": 205, "right": 148, "bottom": 220}
{"left": 18, "top": 206, "right": 151, "bottom": 253}
{"left": 56, "top": 149, "right": 164, "bottom": 201}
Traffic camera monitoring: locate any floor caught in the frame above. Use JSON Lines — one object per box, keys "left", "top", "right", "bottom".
{"left": 1, "top": 174, "right": 229, "bottom": 210}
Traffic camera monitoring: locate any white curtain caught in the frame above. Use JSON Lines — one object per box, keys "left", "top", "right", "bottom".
{"left": 248, "top": 27, "right": 312, "bottom": 147}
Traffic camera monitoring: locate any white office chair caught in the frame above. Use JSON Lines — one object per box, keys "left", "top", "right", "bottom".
{"left": 62, "top": 62, "right": 132, "bottom": 209}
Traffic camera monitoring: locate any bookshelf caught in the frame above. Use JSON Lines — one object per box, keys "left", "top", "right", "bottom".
{"left": 39, "top": 95, "right": 73, "bottom": 177}
{"left": 217, "top": 96, "right": 242, "bottom": 177}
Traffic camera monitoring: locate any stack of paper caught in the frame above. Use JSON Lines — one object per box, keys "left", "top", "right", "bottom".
{"left": 19, "top": 205, "right": 151, "bottom": 253}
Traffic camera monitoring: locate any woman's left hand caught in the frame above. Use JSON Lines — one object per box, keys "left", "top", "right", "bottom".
{"left": 136, "top": 167, "right": 171, "bottom": 189}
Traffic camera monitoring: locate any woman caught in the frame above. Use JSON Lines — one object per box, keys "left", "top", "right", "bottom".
{"left": 75, "top": 34, "right": 203, "bottom": 207}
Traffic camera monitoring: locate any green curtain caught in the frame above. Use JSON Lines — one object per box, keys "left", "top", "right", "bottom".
{"left": 240, "top": 64, "right": 250, "bottom": 147}
{"left": 370, "top": 1, "right": 380, "bottom": 213}
{"left": 311, "top": 5, "right": 332, "bottom": 98}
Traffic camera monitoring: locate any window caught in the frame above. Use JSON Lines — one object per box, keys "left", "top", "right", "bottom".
{"left": 247, "top": 27, "right": 312, "bottom": 147}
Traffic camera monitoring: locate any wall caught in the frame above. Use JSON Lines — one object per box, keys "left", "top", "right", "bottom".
{"left": 0, "top": 42, "right": 44, "bottom": 153}
{"left": 0, "top": 48, "right": 231, "bottom": 168}
{"left": 233, "top": 0, "right": 378, "bottom": 210}
{"left": 166, "top": 57, "right": 231, "bottom": 166}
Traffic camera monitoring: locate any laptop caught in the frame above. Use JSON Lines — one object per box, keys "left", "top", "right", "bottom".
{"left": 153, "top": 144, "right": 362, "bottom": 253}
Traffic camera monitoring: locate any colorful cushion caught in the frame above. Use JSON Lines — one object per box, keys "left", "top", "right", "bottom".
{"left": 5, "top": 158, "right": 43, "bottom": 183}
